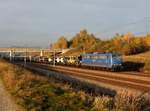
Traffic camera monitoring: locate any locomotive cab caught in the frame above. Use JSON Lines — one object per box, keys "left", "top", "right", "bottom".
{"left": 111, "top": 54, "right": 122, "bottom": 71}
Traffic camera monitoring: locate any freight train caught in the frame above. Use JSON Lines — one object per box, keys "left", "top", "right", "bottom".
{"left": 39, "top": 53, "right": 122, "bottom": 71}
{"left": 10, "top": 53, "right": 122, "bottom": 71}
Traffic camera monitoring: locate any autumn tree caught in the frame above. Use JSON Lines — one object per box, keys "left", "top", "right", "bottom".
{"left": 145, "top": 34, "right": 150, "bottom": 48}
{"left": 52, "top": 36, "right": 68, "bottom": 49}
{"left": 122, "top": 32, "right": 132, "bottom": 43}
{"left": 70, "top": 29, "right": 97, "bottom": 52}
{"left": 112, "top": 33, "right": 123, "bottom": 52}
{"left": 51, "top": 30, "right": 149, "bottom": 55}
{"left": 131, "top": 37, "right": 147, "bottom": 53}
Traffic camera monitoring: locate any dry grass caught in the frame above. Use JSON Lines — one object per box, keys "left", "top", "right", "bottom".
{"left": 123, "top": 51, "right": 150, "bottom": 63}
{"left": 92, "top": 91, "right": 150, "bottom": 111}
{"left": 0, "top": 60, "right": 93, "bottom": 111}
{"left": 123, "top": 51, "right": 150, "bottom": 72}
{"left": 0, "top": 59, "right": 150, "bottom": 111}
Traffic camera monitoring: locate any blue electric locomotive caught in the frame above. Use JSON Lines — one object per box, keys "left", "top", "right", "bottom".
{"left": 79, "top": 53, "right": 122, "bottom": 71}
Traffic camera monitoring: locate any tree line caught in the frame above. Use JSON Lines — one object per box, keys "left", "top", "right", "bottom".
{"left": 51, "top": 29, "right": 150, "bottom": 55}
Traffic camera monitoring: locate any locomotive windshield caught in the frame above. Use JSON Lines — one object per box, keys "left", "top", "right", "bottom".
{"left": 112, "top": 53, "right": 121, "bottom": 57}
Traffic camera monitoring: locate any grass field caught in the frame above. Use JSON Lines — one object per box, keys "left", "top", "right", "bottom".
{"left": 0, "top": 60, "right": 150, "bottom": 111}
{"left": 123, "top": 51, "right": 150, "bottom": 72}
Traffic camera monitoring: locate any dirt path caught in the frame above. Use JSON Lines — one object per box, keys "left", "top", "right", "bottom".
{"left": 0, "top": 80, "right": 21, "bottom": 111}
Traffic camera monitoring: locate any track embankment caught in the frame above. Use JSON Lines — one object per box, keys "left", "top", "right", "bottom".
{"left": 24, "top": 63, "right": 150, "bottom": 93}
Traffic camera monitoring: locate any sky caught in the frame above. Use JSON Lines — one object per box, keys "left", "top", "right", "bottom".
{"left": 0, "top": 0, "right": 150, "bottom": 47}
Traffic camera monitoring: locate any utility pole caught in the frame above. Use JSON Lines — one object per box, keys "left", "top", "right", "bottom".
{"left": 24, "top": 48, "right": 27, "bottom": 65}
{"left": 13, "top": 50, "right": 15, "bottom": 62}
{"left": 53, "top": 49, "right": 55, "bottom": 67}
{"left": 40, "top": 49, "right": 43, "bottom": 57}
{"left": 40, "top": 49, "right": 44, "bottom": 62}
{"left": 29, "top": 51, "right": 32, "bottom": 62}
{"left": 29, "top": 55, "right": 32, "bottom": 62}
{"left": 9, "top": 50, "right": 12, "bottom": 62}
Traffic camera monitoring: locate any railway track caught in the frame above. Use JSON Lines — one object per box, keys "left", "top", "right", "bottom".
{"left": 120, "top": 71, "right": 150, "bottom": 78}
{"left": 31, "top": 63, "right": 150, "bottom": 79}
{"left": 25, "top": 63, "right": 150, "bottom": 93}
